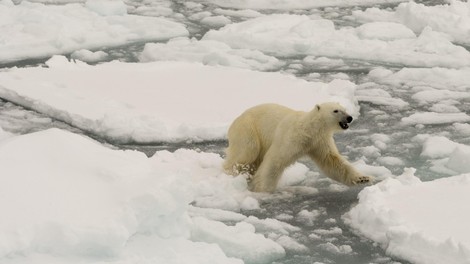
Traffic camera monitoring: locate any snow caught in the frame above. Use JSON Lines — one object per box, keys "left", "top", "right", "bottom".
{"left": 344, "top": 168, "right": 470, "bottom": 264}
{"left": 0, "top": 128, "right": 319, "bottom": 264}
{"left": 71, "top": 49, "right": 109, "bottom": 63}
{"left": 195, "top": 0, "right": 408, "bottom": 10}
{"left": 318, "top": 243, "right": 353, "bottom": 255}
{"left": 139, "top": 37, "right": 283, "bottom": 71}
{"left": 401, "top": 112, "right": 470, "bottom": 126}
{"left": 352, "top": 1, "right": 470, "bottom": 45}
{"left": 0, "top": 0, "right": 188, "bottom": 63}
{"left": 0, "top": 58, "right": 358, "bottom": 143}
{"left": 200, "top": 15, "right": 232, "bottom": 27}
{"left": 0, "top": 128, "right": 236, "bottom": 264}
{"left": 2, "top": 0, "right": 470, "bottom": 263}
{"left": 191, "top": 217, "right": 285, "bottom": 264}
{"left": 414, "top": 135, "right": 470, "bottom": 174}
{"left": 204, "top": 14, "right": 470, "bottom": 68}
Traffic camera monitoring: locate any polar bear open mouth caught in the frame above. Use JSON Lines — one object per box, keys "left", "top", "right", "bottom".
{"left": 339, "top": 122, "right": 349, "bottom": 129}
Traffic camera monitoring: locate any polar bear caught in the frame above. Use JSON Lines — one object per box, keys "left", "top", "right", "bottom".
{"left": 223, "top": 102, "right": 371, "bottom": 192}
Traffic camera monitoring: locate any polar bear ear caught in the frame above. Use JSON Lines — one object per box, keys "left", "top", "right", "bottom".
{"left": 316, "top": 104, "right": 321, "bottom": 111}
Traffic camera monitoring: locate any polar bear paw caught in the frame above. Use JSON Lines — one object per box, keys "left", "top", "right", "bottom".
{"left": 352, "top": 175, "right": 373, "bottom": 185}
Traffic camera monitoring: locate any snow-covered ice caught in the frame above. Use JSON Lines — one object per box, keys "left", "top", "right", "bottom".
{"left": 0, "top": 128, "right": 236, "bottom": 264}
{"left": 2, "top": 0, "right": 470, "bottom": 263}
{"left": 0, "top": 0, "right": 188, "bottom": 63}
{"left": 0, "top": 128, "right": 313, "bottom": 264}
{"left": 195, "top": 0, "right": 408, "bottom": 10}
{"left": 352, "top": 1, "right": 470, "bottom": 45}
{"left": 140, "top": 37, "right": 283, "bottom": 71}
{"left": 0, "top": 57, "right": 358, "bottom": 143}
{"left": 204, "top": 14, "right": 470, "bottom": 68}
{"left": 345, "top": 168, "right": 470, "bottom": 264}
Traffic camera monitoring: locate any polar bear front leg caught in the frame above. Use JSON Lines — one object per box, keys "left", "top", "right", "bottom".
{"left": 310, "top": 152, "right": 372, "bottom": 186}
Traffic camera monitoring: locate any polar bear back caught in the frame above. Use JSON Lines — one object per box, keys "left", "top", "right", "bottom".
{"left": 228, "top": 103, "right": 302, "bottom": 153}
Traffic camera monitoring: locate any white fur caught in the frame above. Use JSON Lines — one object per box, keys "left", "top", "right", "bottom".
{"left": 224, "top": 102, "right": 371, "bottom": 192}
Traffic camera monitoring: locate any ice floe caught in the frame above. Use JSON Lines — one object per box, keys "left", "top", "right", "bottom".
{"left": 0, "top": 0, "right": 188, "bottom": 63}
{"left": 352, "top": 1, "right": 470, "bottom": 44}
{"left": 345, "top": 168, "right": 470, "bottom": 264}
{"left": 0, "top": 58, "right": 358, "bottom": 143}
{"left": 195, "top": 0, "right": 407, "bottom": 10}
{"left": 140, "top": 37, "right": 283, "bottom": 71}
{"left": 0, "top": 128, "right": 317, "bottom": 264}
{"left": 204, "top": 14, "right": 470, "bottom": 68}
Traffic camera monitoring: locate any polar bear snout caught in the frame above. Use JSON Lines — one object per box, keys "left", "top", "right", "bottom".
{"left": 339, "top": 116, "right": 352, "bottom": 130}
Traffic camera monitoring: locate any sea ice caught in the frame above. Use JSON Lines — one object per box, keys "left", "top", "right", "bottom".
{"left": 71, "top": 49, "right": 109, "bottom": 63}
{"left": 0, "top": 0, "right": 188, "bottom": 63}
{"left": 0, "top": 58, "right": 358, "bottom": 143}
{"left": 0, "top": 128, "right": 243, "bottom": 264}
{"left": 370, "top": 67, "right": 470, "bottom": 91}
{"left": 415, "top": 135, "right": 470, "bottom": 174}
{"left": 352, "top": 1, "right": 470, "bottom": 45}
{"left": 0, "top": 128, "right": 321, "bottom": 263}
{"left": 204, "top": 14, "right": 470, "bottom": 68}
{"left": 401, "top": 112, "right": 470, "bottom": 126}
{"left": 345, "top": 168, "right": 470, "bottom": 264}
{"left": 191, "top": 217, "right": 286, "bottom": 264}
{"left": 139, "top": 37, "right": 283, "bottom": 71}
{"left": 195, "top": 0, "right": 407, "bottom": 10}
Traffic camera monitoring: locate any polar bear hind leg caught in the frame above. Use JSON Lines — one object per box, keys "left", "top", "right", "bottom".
{"left": 223, "top": 117, "right": 261, "bottom": 176}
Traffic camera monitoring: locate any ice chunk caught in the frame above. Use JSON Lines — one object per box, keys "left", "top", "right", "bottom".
{"left": 71, "top": 49, "right": 108, "bottom": 63}
{"left": 296, "top": 209, "right": 321, "bottom": 226}
{"left": 197, "top": 0, "right": 407, "bottom": 10}
{"left": 318, "top": 243, "right": 353, "bottom": 254}
{"left": 0, "top": 128, "right": 236, "bottom": 263}
{"left": 447, "top": 146, "right": 470, "bottom": 173}
{"left": 204, "top": 14, "right": 470, "bottom": 68}
{"left": 139, "top": 37, "right": 283, "bottom": 71}
{"left": 402, "top": 112, "right": 470, "bottom": 125}
{"left": 313, "top": 227, "right": 343, "bottom": 236}
{"left": 213, "top": 8, "right": 263, "bottom": 18}
{"left": 244, "top": 216, "right": 300, "bottom": 235}
{"left": 191, "top": 217, "right": 286, "bottom": 264}
{"left": 85, "top": 0, "right": 127, "bottom": 16}
{"left": 353, "top": 1, "right": 470, "bottom": 45}
{"left": 0, "top": 60, "right": 358, "bottom": 143}
{"left": 0, "top": 0, "right": 188, "bottom": 63}
{"left": 201, "top": 15, "right": 232, "bottom": 27}
{"left": 418, "top": 135, "right": 459, "bottom": 159}
{"left": 275, "top": 236, "right": 308, "bottom": 252}
{"left": 370, "top": 67, "right": 470, "bottom": 91}
{"left": 345, "top": 169, "right": 470, "bottom": 264}
{"left": 412, "top": 89, "right": 470, "bottom": 104}
{"left": 356, "top": 22, "right": 415, "bottom": 41}
{"left": 188, "top": 206, "right": 247, "bottom": 222}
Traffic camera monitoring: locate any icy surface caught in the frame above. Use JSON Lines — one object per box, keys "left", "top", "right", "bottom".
{"left": 195, "top": 0, "right": 408, "bottom": 10}
{"left": 0, "top": 0, "right": 188, "bottom": 63}
{"left": 352, "top": 1, "right": 470, "bottom": 44}
{"left": 1, "top": 0, "right": 470, "bottom": 263}
{"left": 345, "top": 169, "right": 470, "bottom": 264}
{"left": 0, "top": 58, "right": 358, "bottom": 143}
{"left": 140, "top": 37, "right": 283, "bottom": 71}
{"left": 0, "top": 128, "right": 314, "bottom": 264}
{"left": 0, "top": 128, "right": 241, "bottom": 264}
{"left": 204, "top": 14, "right": 470, "bottom": 67}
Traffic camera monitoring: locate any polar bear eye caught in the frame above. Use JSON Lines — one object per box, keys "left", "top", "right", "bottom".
{"left": 333, "top": 110, "right": 338, "bottom": 113}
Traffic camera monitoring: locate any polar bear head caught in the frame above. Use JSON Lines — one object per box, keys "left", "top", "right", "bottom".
{"left": 314, "top": 102, "right": 353, "bottom": 132}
